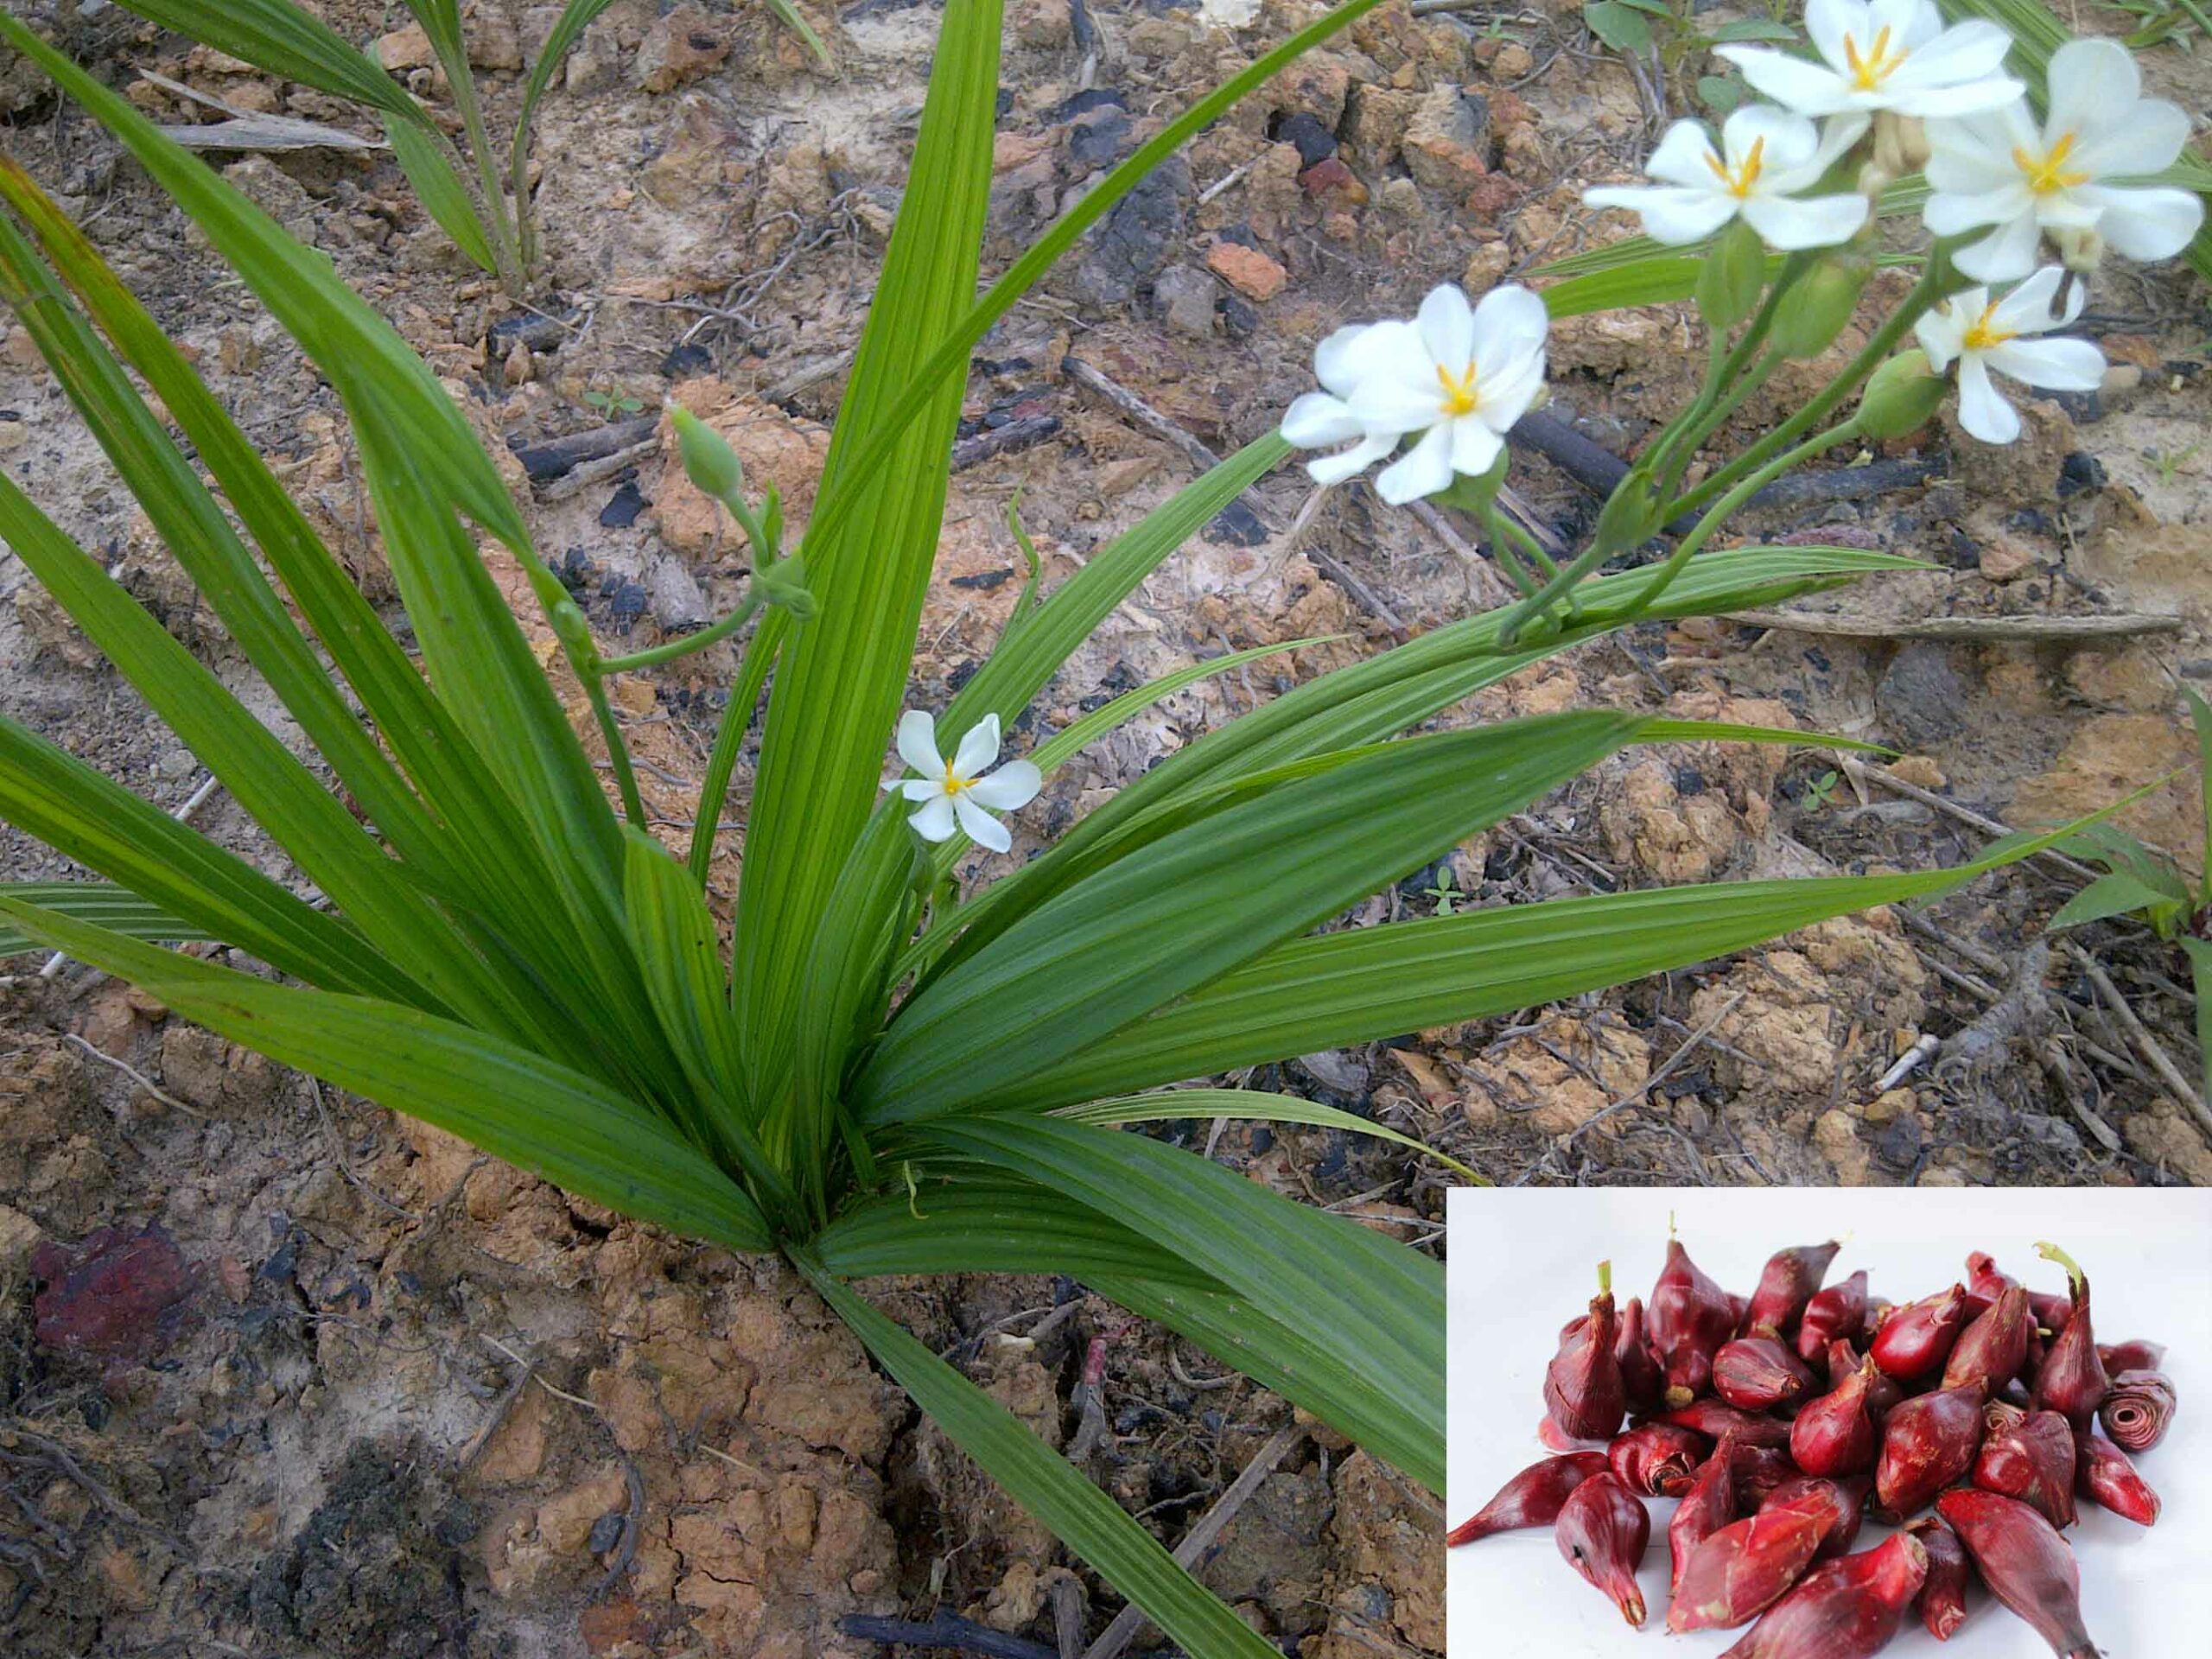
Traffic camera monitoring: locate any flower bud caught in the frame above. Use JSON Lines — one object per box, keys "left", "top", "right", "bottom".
{"left": 760, "top": 480, "right": 785, "bottom": 552}
{"left": 1594, "top": 464, "right": 1663, "bottom": 554}
{"left": 1433, "top": 443, "right": 1510, "bottom": 513}
{"left": 667, "top": 401, "right": 744, "bottom": 501}
{"left": 2055, "top": 226, "right": 2104, "bottom": 275}
{"left": 756, "top": 553, "right": 816, "bottom": 620}
{"left": 1696, "top": 220, "right": 1767, "bottom": 332}
{"left": 1872, "top": 111, "right": 1929, "bottom": 178}
{"left": 548, "top": 597, "right": 594, "bottom": 653}
{"left": 1855, "top": 351, "right": 1946, "bottom": 442}
{"left": 1770, "top": 252, "right": 1871, "bottom": 361}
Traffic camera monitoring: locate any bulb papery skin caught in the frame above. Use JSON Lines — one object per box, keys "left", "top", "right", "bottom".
{"left": 1446, "top": 1452, "right": 1610, "bottom": 1546}
{"left": 1669, "top": 1508, "right": 1828, "bottom": 1633}
{"left": 1650, "top": 1238, "right": 1740, "bottom": 1409}
{"left": 1671, "top": 1433, "right": 1740, "bottom": 1604}
{"left": 1609, "top": 1421, "right": 1711, "bottom": 1497}
{"left": 2098, "top": 1368, "right": 2176, "bottom": 1452}
{"left": 1794, "top": 1354, "right": 1882, "bottom": 1478}
{"left": 1876, "top": 1382, "right": 1986, "bottom": 1519}
{"left": 1546, "top": 1272, "right": 1629, "bottom": 1442}
{"left": 2074, "top": 1430, "right": 2159, "bottom": 1527}
{"left": 1800, "top": 1270, "right": 1872, "bottom": 1362}
{"left": 1872, "top": 1284, "right": 1968, "bottom": 1381}
{"left": 1971, "top": 1408, "right": 2078, "bottom": 1530}
{"left": 1715, "top": 1332, "right": 1819, "bottom": 1412}
{"left": 1554, "top": 1472, "right": 1651, "bottom": 1628}
{"left": 1717, "top": 1531, "right": 1930, "bottom": 1659}
{"left": 1906, "top": 1516, "right": 1972, "bottom": 1641}
{"left": 1665, "top": 1399, "right": 1795, "bottom": 1449}
{"left": 1942, "top": 1286, "right": 2031, "bottom": 1395}
{"left": 1762, "top": 1474, "right": 1871, "bottom": 1561}
{"left": 1745, "top": 1241, "right": 1845, "bottom": 1338}
{"left": 1937, "top": 1488, "right": 2101, "bottom": 1659}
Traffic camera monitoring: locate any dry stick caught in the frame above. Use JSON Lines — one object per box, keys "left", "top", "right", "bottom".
{"left": 841, "top": 1611, "right": 1059, "bottom": 1659}
{"left": 2063, "top": 938, "right": 2212, "bottom": 1142}
{"left": 1052, "top": 1575, "right": 1086, "bottom": 1659}
{"left": 60, "top": 1031, "right": 202, "bottom": 1118}
{"left": 1838, "top": 758, "right": 2103, "bottom": 885}
{"left": 1514, "top": 991, "right": 1745, "bottom": 1185}
{"left": 1078, "top": 1422, "right": 1306, "bottom": 1659}
{"left": 1060, "top": 354, "right": 1408, "bottom": 632}
{"left": 1726, "top": 609, "right": 2182, "bottom": 643}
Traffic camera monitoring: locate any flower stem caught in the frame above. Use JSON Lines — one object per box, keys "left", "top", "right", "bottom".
{"left": 601, "top": 588, "right": 768, "bottom": 674}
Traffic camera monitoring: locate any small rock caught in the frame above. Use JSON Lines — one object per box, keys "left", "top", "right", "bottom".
{"left": 0, "top": 1201, "right": 41, "bottom": 1272}
{"left": 31, "top": 1225, "right": 201, "bottom": 1363}
{"left": 638, "top": 3, "right": 729, "bottom": 93}
{"left": 0, "top": 416, "right": 27, "bottom": 452}
{"left": 376, "top": 24, "right": 435, "bottom": 72}
{"left": 647, "top": 556, "right": 710, "bottom": 632}
{"left": 1013, "top": 0, "right": 1073, "bottom": 47}
{"left": 1205, "top": 240, "right": 1287, "bottom": 302}
{"left": 1274, "top": 111, "right": 1337, "bottom": 168}
{"left": 1067, "top": 106, "right": 1131, "bottom": 168}
{"left": 1071, "top": 159, "right": 1188, "bottom": 307}
{"left": 1402, "top": 85, "right": 1488, "bottom": 194}
{"left": 1977, "top": 531, "right": 2037, "bottom": 581}
{"left": 1153, "top": 264, "right": 1217, "bottom": 336}
{"left": 1299, "top": 156, "right": 1366, "bottom": 205}
{"left": 1876, "top": 640, "right": 1972, "bottom": 750}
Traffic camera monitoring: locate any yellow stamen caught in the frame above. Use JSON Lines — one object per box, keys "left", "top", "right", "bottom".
{"left": 2012, "top": 130, "right": 2088, "bottom": 196}
{"left": 944, "top": 772, "right": 973, "bottom": 797}
{"left": 1703, "top": 135, "right": 1767, "bottom": 200}
{"left": 1960, "top": 300, "right": 2015, "bottom": 353}
{"left": 1843, "top": 25, "right": 1904, "bottom": 92}
{"left": 1436, "top": 361, "right": 1480, "bottom": 416}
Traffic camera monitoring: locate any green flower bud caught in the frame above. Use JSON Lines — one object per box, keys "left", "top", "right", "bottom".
{"left": 1855, "top": 350, "right": 1947, "bottom": 442}
{"left": 1432, "top": 444, "right": 1510, "bottom": 514}
{"left": 756, "top": 554, "right": 816, "bottom": 620}
{"left": 760, "top": 480, "right": 785, "bottom": 554}
{"left": 667, "top": 401, "right": 743, "bottom": 501}
{"left": 1695, "top": 221, "right": 1767, "bottom": 333}
{"left": 1770, "top": 252, "right": 1872, "bottom": 361}
{"left": 1594, "top": 464, "right": 1663, "bottom": 553}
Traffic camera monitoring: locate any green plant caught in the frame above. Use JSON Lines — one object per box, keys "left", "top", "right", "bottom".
{"left": 582, "top": 385, "right": 646, "bottom": 418}
{"left": 1802, "top": 769, "right": 1842, "bottom": 811}
{"left": 0, "top": 3, "right": 2112, "bottom": 1645}
{"left": 2151, "top": 441, "right": 2203, "bottom": 486}
{"left": 1422, "top": 867, "right": 1466, "bottom": 917}
{"left": 102, "top": 0, "right": 827, "bottom": 295}
{"left": 1580, "top": 0, "right": 1796, "bottom": 116}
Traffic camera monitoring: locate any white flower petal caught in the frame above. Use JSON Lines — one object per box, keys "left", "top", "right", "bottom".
{"left": 1868, "top": 0, "right": 1936, "bottom": 48}
{"left": 1984, "top": 335, "right": 2104, "bottom": 391}
{"left": 1742, "top": 191, "right": 1869, "bottom": 250}
{"left": 899, "top": 778, "right": 944, "bottom": 803}
{"left": 1313, "top": 323, "right": 1376, "bottom": 398}
{"left": 1716, "top": 47, "right": 1857, "bottom": 115}
{"left": 1890, "top": 76, "right": 2024, "bottom": 118}
{"left": 1922, "top": 184, "right": 2018, "bottom": 234}
{"left": 1306, "top": 431, "right": 1397, "bottom": 487}
{"left": 1923, "top": 122, "right": 2021, "bottom": 193}
{"left": 908, "top": 793, "right": 957, "bottom": 842}
{"left": 1805, "top": 0, "right": 1857, "bottom": 70}
{"left": 965, "top": 759, "right": 1042, "bottom": 811}
{"left": 895, "top": 709, "right": 945, "bottom": 779}
{"left": 1642, "top": 118, "right": 1724, "bottom": 188}
{"left": 1449, "top": 416, "right": 1504, "bottom": 477}
{"left": 1415, "top": 284, "right": 1476, "bottom": 377}
{"left": 1951, "top": 211, "right": 2044, "bottom": 282}
{"left": 1913, "top": 301, "right": 1970, "bottom": 372}
{"left": 1885, "top": 20, "right": 2013, "bottom": 89}
{"left": 1375, "top": 423, "right": 1456, "bottom": 505}
{"left": 2079, "top": 185, "right": 2205, "bottom": 262}
{"left": 2045, "top": 40, "right": 2142, "bottom": 147}
{"left": 1955, "top": 355, "right": 2019, "bottom": 444}
{"left": 2069, "top": 100, "right": 2190, "bottom": 179}
{"left": 1987, "top": 266, "right": 2073, "bottom": 333}
{"left": 950, "top": 714, "right": 1001, "bottom": 783}
{"left": 1350, "top": 374, "right": 1449, "bottom": 434}
{"left": 1471, "top": 284, "right": 1548, "bottom": 369}
{"left": 1474, "top": 354, "right": 1547, "bottom": 433}
{"left": 1281, "top": 391, "right": 1364, "bottom": 449}
{"left": 1585, "top": 185, "right": 1737, "bottom": 245}
{"left": 951, "top": 792, "right": 1011, "bottom": 853}
{"left": 1725, "top": 104, "right": 1822, "bottom": 175}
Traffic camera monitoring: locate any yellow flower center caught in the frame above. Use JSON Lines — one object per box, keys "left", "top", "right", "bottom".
{"left": 1959, "top": 300, "right": 2015, "bottom": 353}
{"left": 2012, "top": 130, "right": 2088, "bottom": 197}
{"left": 1843, "top": 26, "right": 1907, "bottom": 92}
{"left": 1435, "top": 361, "right": 1481, "bottom": 417}
{"left": 943, "top": 771, "right": 975, "bottom": 797}
{"left": 1704, "top": 135, "right": 1767, "bottom": 200}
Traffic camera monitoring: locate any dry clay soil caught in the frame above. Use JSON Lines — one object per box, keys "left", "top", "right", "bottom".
{"left": 0, "top": 0, "right": 2209, "bottom": 1656}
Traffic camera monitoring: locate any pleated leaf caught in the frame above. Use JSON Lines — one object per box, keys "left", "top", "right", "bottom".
{"left": 0, "top": 883, "right": 209, "bottom": 958}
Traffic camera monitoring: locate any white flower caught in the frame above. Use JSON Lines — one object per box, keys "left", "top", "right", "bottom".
{"left": 886, "top": 710, "right": 1041, "bottom": 852}
{"left": 1716, "top": 0, "right": 2021, "bottom": 118}
{"left": 1281, "top": 283, "right": 1548, "bottom": 505}
{"left": 1923, "top": 39, "right": 2202, "bottom": 282}
{"left": 1913, "top": 267, "right": 2104, "bottom": 444}
{"left": 1583, "top": 106, "right": 1872, "bottom": 251}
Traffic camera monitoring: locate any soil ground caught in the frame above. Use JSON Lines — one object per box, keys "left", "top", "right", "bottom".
{"left": 0, "top": 0, "right": 2208, "bottom": 1655}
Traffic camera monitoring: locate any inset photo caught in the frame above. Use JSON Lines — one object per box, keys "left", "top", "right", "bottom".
{"left": 1446, "top": 1187, "right": 2211, "bottom": 1657}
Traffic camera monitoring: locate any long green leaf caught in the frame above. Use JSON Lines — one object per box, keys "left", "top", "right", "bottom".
{"left": 817, "top": 1178, "right": 1437, "bottom": 1480}
{"left": 792, "top": 1250, "right": 1282, "bottom": 1659}
{"left": 1003, "top": 855, "right": 2086, "bottom": 1110}
{"left": 730, "top": 0, "right": 1006, "bottom": 1104}
{"left": 387, "top": 118, "right": 498, "bottom": 272}
{"left": 1058, "top": 1090, "right": 1478, "bottom": 1183}
{"left": 912, "top": 548, "right": 1921, "bottom": 995}
{"left": 0, "top": 898, "right": 773, "bottom": 1254}
{"left": 915, "top": 1116, "right": 1442, "bottom": 1491}
{"left": 0, "top": 883, "right": 210, "bottom": 958}
{"left": 110, "top": 0, "right": 426, "bottom": 123}
{"left": 0, "top": 717, "right": 384, "bottom": 995}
